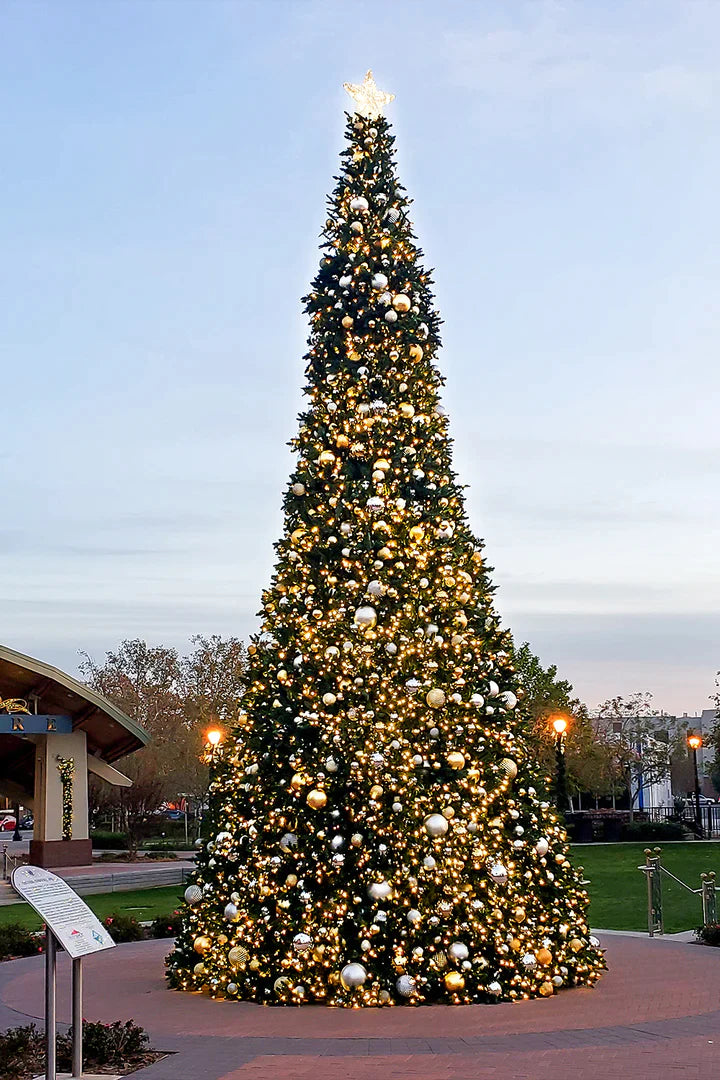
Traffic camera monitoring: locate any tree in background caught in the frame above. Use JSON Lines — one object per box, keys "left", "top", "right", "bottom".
{"left": 594, "top": 692, "right": 678, "bottom": 819}
{"left": 80, "top": 635, "right": 246, "bottom": 843}
{"left": 168, "top": 76, "right": 603, "bottom": 1007}
{"left": 512, "top": 643, "right": 615, "bottom": 807}
{"left": 709, "top": 672, "right": 720, "bottom": 796}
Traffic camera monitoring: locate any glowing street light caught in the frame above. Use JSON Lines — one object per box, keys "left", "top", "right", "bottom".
{"left": 687, "top": 733, "right": 703, "bottom": 836}
{"left": 206, "top": 727, "right": 223, "bottom": 749}
{"left": 550, "top": 714, "right": 571, "bottom": 812}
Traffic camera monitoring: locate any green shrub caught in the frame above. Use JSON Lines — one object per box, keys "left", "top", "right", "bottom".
{"left": 150, "top": 910, "right": 183, "bottom": 938}
{"left": 90, "top": 830, "right": 128, "bottom": 850}
{"left": 695, "top": 922, "right": 720, "bottom": 947}
{"left": 620, "top": 819, "right": 686, "bottom": 842}
{"left": 58, "top": 1020, "right": 149, "bottom": 1069}
{"left": 102, "top": 913, "right": 144, "bottom": 943}
{"left": 0, "top": 1023, "right": 45, "bottom": 1078}
{"left": 0, "top": 923, "right": 43, "bottom": 962}
{"left": 143, "top": 849, "right": 177, "bottom": 860}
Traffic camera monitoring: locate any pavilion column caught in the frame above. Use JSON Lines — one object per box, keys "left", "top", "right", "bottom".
{"left": 30, "top": 731, "right": 92, "bottom": 868}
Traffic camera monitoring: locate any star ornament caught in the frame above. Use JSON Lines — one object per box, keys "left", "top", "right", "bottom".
{"left": 343, "top": 70, "right": 395, "bottom": 119}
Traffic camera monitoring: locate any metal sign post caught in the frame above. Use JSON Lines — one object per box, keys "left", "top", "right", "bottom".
{"left": 45, "top": 928, "right": 56, "bottom": 1080}
{"left": 11, "top": 866, "right": 115, "bottom": 1080}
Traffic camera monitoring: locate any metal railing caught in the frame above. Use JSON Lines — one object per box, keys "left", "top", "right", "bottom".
{"left": 1, "top": 843, "right": 23, "bottom": 881}
{"left": 641, "top": 804, "right": 720, "bottom": 838}
{"left": 639, "top": 846, "right": 717, "bottom": 936}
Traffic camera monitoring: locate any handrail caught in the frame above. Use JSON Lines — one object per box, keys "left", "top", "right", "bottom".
{"left": 638, "top": 847, "right": 718, "bottom": 936}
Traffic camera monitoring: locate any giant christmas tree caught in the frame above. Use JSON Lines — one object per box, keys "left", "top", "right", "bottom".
{"left": 168, "top": 73, "right": 605, "bottom": 1006}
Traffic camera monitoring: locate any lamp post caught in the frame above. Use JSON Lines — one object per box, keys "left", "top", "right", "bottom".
{"left": 687, "top": 733, "right": 703, "bottom": 837}
{"left": 550, "top": 715, "right": 570, "bottom": 813}
{"left": 203, "top": 727, "right": 224, "bottom": 836}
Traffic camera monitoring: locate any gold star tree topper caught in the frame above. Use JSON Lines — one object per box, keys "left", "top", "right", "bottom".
{"left": 343, "top": 70, "right": 395, "bottom": 119}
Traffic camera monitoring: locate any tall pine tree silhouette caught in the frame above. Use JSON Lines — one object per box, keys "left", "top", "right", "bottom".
{"left": 168, "top": 73, "right": 604, "bottom": 1006}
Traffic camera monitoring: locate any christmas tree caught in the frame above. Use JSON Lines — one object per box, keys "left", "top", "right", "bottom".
{"left": 168, "top": 72, "right": 605, "bottom": 1006}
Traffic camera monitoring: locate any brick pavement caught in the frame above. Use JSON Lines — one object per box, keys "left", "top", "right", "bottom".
{"left": 1, "top": 934, "right": 718, "bottom": 1079}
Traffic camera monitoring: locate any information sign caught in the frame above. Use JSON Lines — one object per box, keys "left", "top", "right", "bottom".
{"left": 11, "top": 866, "right": 115, "bottom": 958}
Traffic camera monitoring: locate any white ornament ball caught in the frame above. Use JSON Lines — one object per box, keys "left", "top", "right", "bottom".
{"left": 350, "top": 220, "right": 363, "bottom": 234}
{"left": 367, "top": 580, "right": 384, "bottom": 597}
{"left": 535, "top": 838, "right": 550, "bottom": 857}
{"left": 293, "top": 932, "right": 313, "bottom": 954}
{"left": 424, "top": 813, "right": 449, "bottom": 839}
{"left": 385, "top": 309, "right": 398, "bottom": 323}
{"left": 281, "top": 832, "right": 298, "bottom": 850}
{"left": 371, "top": 272, "right": 388, "bottom": 289}
{"left": 291, "top": 482, "right": 305, "bottom": 495}
{"left": 385, "top": 642, "right": 397, "bottom": 654}
{"left": 396, "top": 974, "right": 416, "bottom": 997}
{"left": 407, "top": 909, "right": 421, "bottom": 924}
{"left": 488, "top": 680, "right": 500, "bottom": 697}
{"left": 500, "top": 690, "right": 518, "bottom": 709}
{"left": 489, "top": 862, "right": 508, "bottom": 885}
{"left": 184, "top": 885, "right": 202, "bottom": 905}
{"left": 385, "top": 207, "right": 400, "bottom": 223}
{"left": 488, "top": 981, "right": 502, "bottom": 995}
{"left": 224, "top": 902, "right": 239, "bottom": 922}
{"left": 470, "top": 694, "right": 484, "bottom": 707}
{"left": 368, "top": 880, "right": 393, "bottom": 900}
{"left": 423, "top": 855, "right": 436, "bottom": 868}
{"left": 522, "top": 952, "right": 537, "bottom": 969}
{"left": 322, "top": 692, "right": 337, "bottom": 706}
{"left": 448, "top": 942, "right": 469, "bottom": 961}
{"left": 341, "top": 962, "right": 367, "bottom": 989}
{"left": 590, "top": 936, "right": 601, "bottom": 948}
{"left": 350, "top": 196, "right": 369, "bottom": 212}
{"left": 353, "top": 605, "right": 377, "bottom": 629}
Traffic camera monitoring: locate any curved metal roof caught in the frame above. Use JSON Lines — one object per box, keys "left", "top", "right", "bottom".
{"left": 0, "top": 644, "right": 149, "bottom": 803}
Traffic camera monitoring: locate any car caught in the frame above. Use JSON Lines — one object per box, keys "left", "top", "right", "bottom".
{"left": 20, "top": 815, "right": 34, "bottom": 829}
{"left": 0, "top": 815, "right": 17, "bottom": 831}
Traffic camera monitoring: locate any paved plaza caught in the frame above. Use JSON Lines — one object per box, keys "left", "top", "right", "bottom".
{"left": 1, "top": 933, "right": 718, "bottom": 1078}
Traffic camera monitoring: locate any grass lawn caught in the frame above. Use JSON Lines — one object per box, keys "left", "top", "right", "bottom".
{"left": 571, "top": 842, "right": 720, "bottom": 933}
{"left": 0, "top": 885, "right": 184, "bottom": 930}
{"left": 2, "top": 843, "right": 718, "bottom": 935}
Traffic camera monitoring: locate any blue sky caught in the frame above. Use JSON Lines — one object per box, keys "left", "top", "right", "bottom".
{"left": 2, "top": 0, "right": 719, "bottom": 715}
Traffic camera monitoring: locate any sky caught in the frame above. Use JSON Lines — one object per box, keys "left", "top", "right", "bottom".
{"left": 1, "top": 0, "right": 719, "bottom": 716}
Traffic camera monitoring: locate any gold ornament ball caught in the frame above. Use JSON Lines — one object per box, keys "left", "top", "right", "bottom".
{"left": 447, "top": 751, "right": 465, "bottom": 770}
{"left": 370, "top": 784, "right": 384, "bottom": 800}
{"left": 286, "top": 873, "right": 298, "bottom": 886}
{"left": 193, "top": 962, "right": 205, "bottom": 975}
{"left": 306, "top": 788, "right": 327, "bottom": 809}
{"left": 291, "top": 772, "right": 305, "bottom": 790}
{"left": 318, "top": 450, "right": 336, "bottom": 465}
{"left": 442, "top": 806, "right": 455, "bottom": 820}
{"left": 249, "top": 958, "right": 261, "bottom": 970}
{"left": 426, "top": 688, "right": 446, "bottom": 708}
{"left": 408, "top": 344, "right": 424, "bottom": 360}
{"left": 513, "top": 906, "right": 526, "bottom": 923}
{"left": 374, "top": 457, "right": 391, "bottom": 471}
{"left": 501, "top": 758, "right": 518, "bottom": 779}
{"left": 399, "top": 403, "right": 415, "bottom": 418}
{"left": 539, "top": 981, "right": 554, "bottom": 997}
{"left": 409, "top": 525, "right": 424, "bottom": 542}
{"left": 274, "top": 976, "right": 292, "bottom": 994}
{"left": 536, "top": 948, "right": 553, "bottom": 966}
{"left": 193, "top": 935, "right": 211, "bottom": 955}
{"left": 510, "top": 937, "right": 522, "bottom": 951}
{"left": 228, "top": 945, "right": 249, "bottom": 967}
{"left": 569, "top": 938, "right": 583, "bottom": 953}
{"left": 290, "top": 528, "right": 306, "bottom": 545}
{"left": 444, "top": 971, "right": 465, "bottom": 991}
{"left": 342, "top": 315, "right": 354, "bottom": 328}
{"left": 336, "top": 434, "right": 350, "bottom": 448}
{"left": 393, "top": 293, "right": 411, "bottom": 312}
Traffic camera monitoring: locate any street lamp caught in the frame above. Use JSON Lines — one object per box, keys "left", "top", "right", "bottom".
{"left": 550, "top": 715, "right": 570, "bottom": 812}
{"left": 687, "top": 733, "right": 703, "bottom": 836}
{"left": 203, "top": 727, "right": 224, "bottom": 837}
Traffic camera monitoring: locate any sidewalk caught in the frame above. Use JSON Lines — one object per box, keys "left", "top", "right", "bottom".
{"left": 1, "top": 932, "right": 718, "bottom": 1080}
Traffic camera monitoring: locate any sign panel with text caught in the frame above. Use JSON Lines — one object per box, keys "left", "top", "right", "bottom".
{"left": 11, "top": 866, "right": 116, "bottom": 958}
